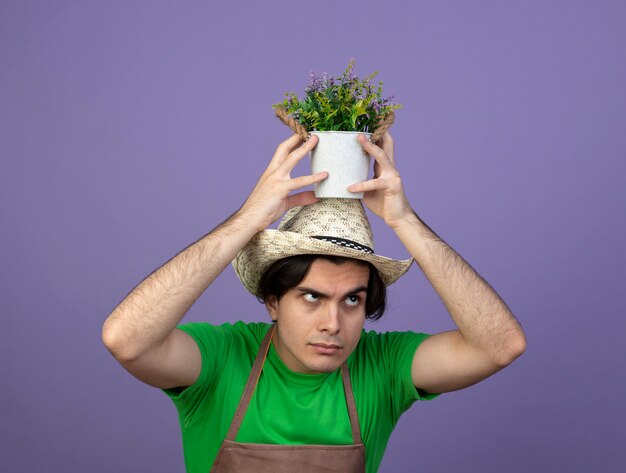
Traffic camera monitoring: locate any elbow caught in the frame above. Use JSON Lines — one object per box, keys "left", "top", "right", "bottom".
{"left": 102, "top": 320, "right": 122, "bottom": 357}
{"left": 102, "top": 319, "right": 136, "bottom": 362}
{"left": 493, "top": 331, "right": 527, "bottom": 368}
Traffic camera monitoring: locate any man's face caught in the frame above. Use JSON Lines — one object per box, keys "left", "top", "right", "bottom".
{"left": 265, "top": 258, "right": 369, "bottom": 374}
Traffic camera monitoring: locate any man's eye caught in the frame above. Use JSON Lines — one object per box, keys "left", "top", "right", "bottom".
{"left": 345, "top": 295, "right": 360, "bottom": 306}
{"left": 303, "top": 293, "right": 319, "bottom": 302}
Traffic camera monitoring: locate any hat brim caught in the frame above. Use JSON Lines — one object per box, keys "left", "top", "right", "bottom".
{"left": 233, "top": 230, "right": 414, "bottom": 297}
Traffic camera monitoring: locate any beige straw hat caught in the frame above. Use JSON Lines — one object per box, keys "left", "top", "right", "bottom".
{"left": 233, "top": 198, "right": 414, "bottom": 296}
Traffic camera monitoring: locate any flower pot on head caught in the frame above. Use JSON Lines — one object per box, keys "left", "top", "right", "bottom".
{"left": 274, "top": 60, "right": 399, "bottom": 199}
{"left": 310, "top": 131, "right": 372, "bottom": 199}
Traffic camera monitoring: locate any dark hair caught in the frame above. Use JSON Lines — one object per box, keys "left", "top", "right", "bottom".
{"left": 257, "top": 254, "right": 386, "bottom": 320}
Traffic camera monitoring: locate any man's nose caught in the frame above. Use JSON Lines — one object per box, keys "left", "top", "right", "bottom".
{"left": 319, "top": 304, "right": 340, "bottom": 334}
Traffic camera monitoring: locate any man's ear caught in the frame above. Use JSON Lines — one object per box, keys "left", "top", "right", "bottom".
{"left": 265, "top": 295, "right": 278, "bottom": 321}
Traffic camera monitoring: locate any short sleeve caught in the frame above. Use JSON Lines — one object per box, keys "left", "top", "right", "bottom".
{"left": 370, "top": 330, "right": 441, "bottom": 423}
{"left": 395, "top": 333, "right": 440, "bottom": 403}
{"left": 161, "top": 322, "right": 233, "bottom": 424}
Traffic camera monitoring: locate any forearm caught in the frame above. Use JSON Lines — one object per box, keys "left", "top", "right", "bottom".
{"left": 102, "top": 208, "right": 258, "bottom": 360}
{"left": 394, "top": 211, "right": 525, "bottom": 364}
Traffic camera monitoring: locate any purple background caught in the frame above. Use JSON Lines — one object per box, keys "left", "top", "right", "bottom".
{"left": 2, "top": 1, "right": 625, "bottom": 472}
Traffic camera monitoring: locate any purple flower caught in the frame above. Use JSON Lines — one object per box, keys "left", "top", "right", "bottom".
{"left": 321, "top": 72, "right": 335, "bottom": 88}
{"left": 371, "top": 99, "right": 381, "bottom": 114}
{"left": 305, "top": 69, "right": 335, "bottom": 94}
{"left": 342, "top": 57, "right": 358, "bottom": 83}
{"left": 377, "top": 95, "right": 395, "bottom": 109}
{"left": 306, "top": 69, "right": 321, "bottom": 93}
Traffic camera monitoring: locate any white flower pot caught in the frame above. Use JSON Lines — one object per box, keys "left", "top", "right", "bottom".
{"left": 309, "top": 131, "right": 372, "bottom": 199}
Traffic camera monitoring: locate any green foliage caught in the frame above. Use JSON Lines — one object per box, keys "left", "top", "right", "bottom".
{"left": 273, "top": 59, "right": 401, "bottom": 133}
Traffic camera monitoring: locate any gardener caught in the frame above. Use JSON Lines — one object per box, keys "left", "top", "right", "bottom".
{"left": 102, "top": 132, "right": 526, "bottom": 473}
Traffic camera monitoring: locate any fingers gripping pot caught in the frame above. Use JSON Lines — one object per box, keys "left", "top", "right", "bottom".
{"left": 275, "top": 108, "right": 395, "bottom": 199}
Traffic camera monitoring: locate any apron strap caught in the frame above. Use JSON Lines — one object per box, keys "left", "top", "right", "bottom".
{"left": 224, "top": 324, "right": 275, "bottom": 442}
{"left": 224, "top": 324, "right": 363, "bottom": 445}
{"left": 341, "top": 362, "right": 363, "bottom": 444}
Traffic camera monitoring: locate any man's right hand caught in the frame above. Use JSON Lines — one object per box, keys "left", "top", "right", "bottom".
{"left": 239, "top": 133, "right": 328, "bottom": 233}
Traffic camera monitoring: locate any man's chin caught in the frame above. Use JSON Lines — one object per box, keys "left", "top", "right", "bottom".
{"left": 305, "top": 358, "right": 344, "bottom": 374}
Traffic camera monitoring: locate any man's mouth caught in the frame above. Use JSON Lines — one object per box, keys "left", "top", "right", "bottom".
{"left": 309, "top": 343, "right": 342, "bottom": 355}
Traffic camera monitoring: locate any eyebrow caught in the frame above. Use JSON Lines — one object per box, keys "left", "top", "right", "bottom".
{"left": 295, "top": 285, "right": 368, "bottom": 298}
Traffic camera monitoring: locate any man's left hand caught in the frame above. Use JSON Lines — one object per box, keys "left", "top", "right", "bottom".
{"left": 348, "top": 132, "right": 415, "bottom": 228}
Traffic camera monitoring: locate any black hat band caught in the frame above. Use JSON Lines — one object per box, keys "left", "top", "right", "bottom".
{"left": 311, "top": 236, "right": 374, "bottom": 254}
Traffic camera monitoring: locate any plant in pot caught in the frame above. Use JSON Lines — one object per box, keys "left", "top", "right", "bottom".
{"left": 273, "top": 59, "right": 401, "bottom": 198}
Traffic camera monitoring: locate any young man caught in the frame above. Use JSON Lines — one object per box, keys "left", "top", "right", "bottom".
{"left": 102, "top": 132, "right": 526, "bottom": 472}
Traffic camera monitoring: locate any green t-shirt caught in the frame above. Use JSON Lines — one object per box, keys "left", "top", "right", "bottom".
{"left": 163, "top": 321, "right": 439, "bottom": 473}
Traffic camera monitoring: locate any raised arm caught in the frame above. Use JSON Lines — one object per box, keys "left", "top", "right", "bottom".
{"left": 349, "top": 133, "right": 526, "bottom": 394}
{"left": 102, "top": 134, "right": 326, "bottom": 389}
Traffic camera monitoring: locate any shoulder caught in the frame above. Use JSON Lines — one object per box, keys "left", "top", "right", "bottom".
{"left": 177, "top": 320, "right": 270, "bottom": 336}
{"left": 354, "top": 328, "right": 432, "bottom": 356}
{"left": 176, "top": 320, "right": 272, "bottom": 353}
{"left": 349, "top": 328, "right": 432, "bottom": 375}
{"left": 350, "top": 329, "right": 440, "bottom": 405}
